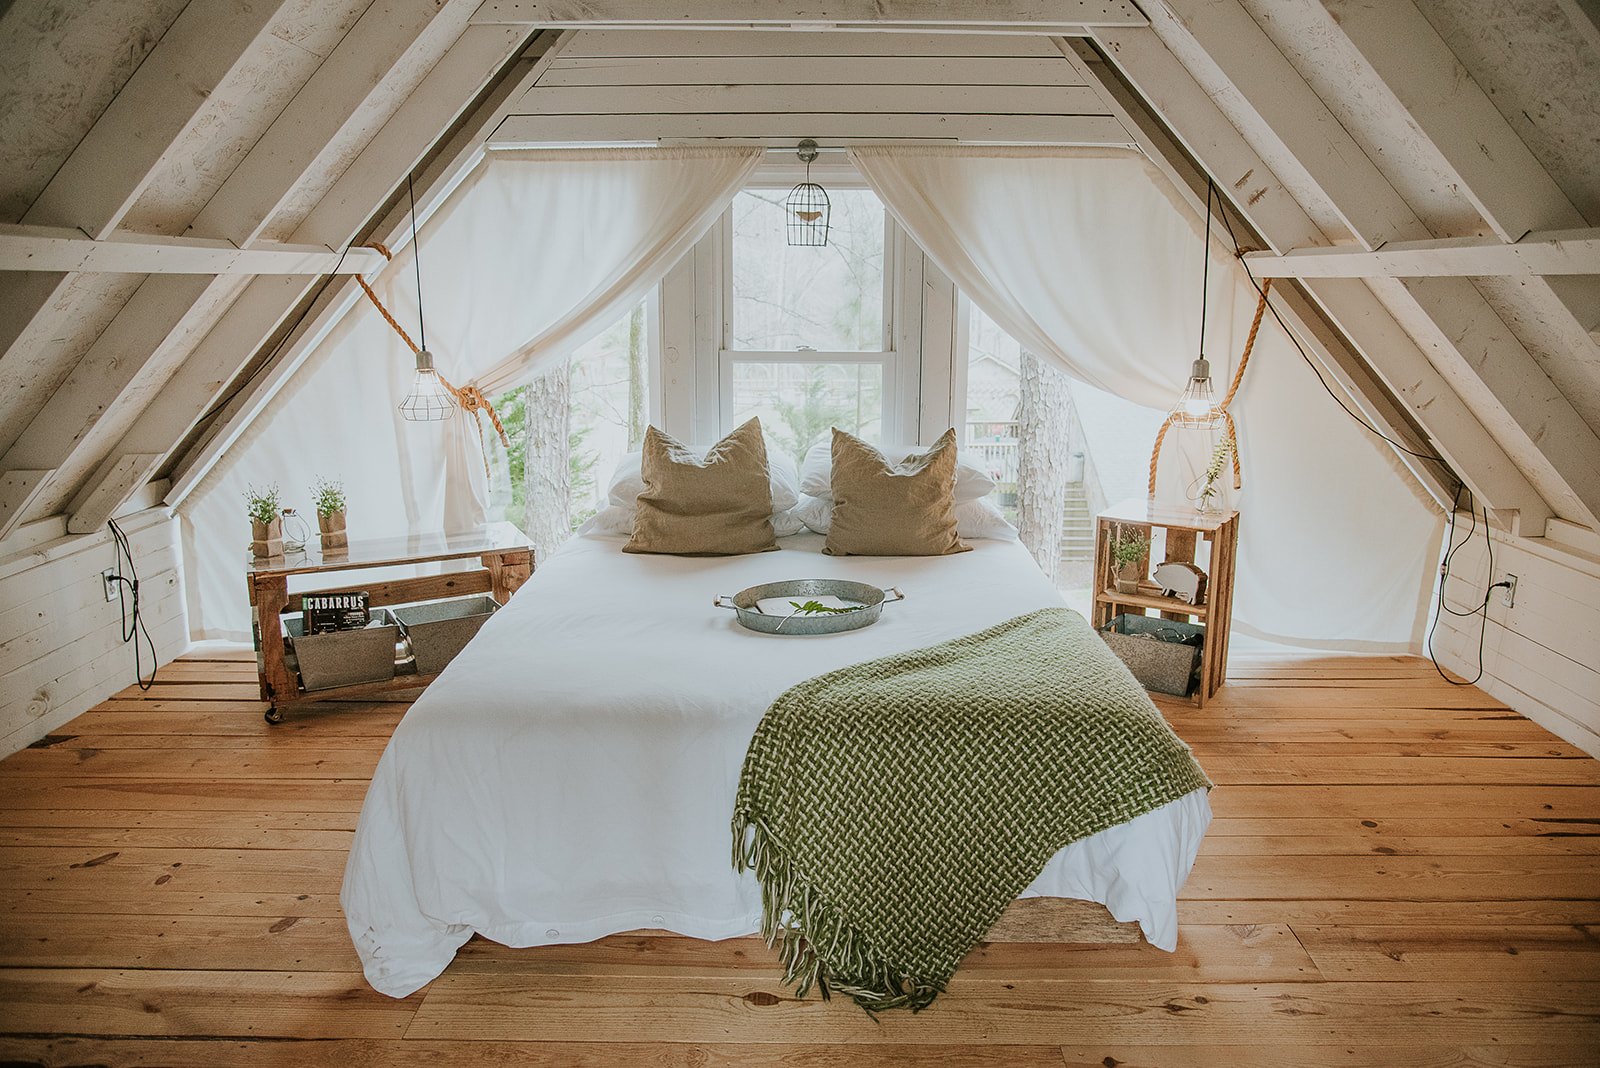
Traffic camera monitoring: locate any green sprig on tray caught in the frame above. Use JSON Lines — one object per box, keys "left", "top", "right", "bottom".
{"left": 789, "top": 600, "right": 862, "bottom": 615}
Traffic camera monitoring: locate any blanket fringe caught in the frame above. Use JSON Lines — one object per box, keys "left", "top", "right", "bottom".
{"left": 733, "top": 808, "right": 943, "bottom": 1013}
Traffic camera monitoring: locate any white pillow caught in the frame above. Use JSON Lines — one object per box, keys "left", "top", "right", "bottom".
{"left": 579, "top": 503, "right": 808, "bottom": 538}
{"left": 791, "top": 494, "right": 1017, "bottom": 541}
{"left": 799, "top": 439, "right": 997, "bottom": 502}
{"left": 609, "top": 443, "right": 801, "bottom": 512}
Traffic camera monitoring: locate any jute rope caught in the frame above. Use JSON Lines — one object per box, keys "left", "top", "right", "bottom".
{"left": 1146, "top": 276, "right": 1271, "bottom": 497}
{"left": 356, "top": 246, "right": 511, "bottom": 477}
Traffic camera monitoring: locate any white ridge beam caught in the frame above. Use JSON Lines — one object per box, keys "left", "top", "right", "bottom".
{"left": 21, "top": 0, "right": 295, "bottom": 239}
{"left": 1245, "top": 228, "right": 1600, "bottom": 279}
{"left": 0, "top": 226, "right": 386, "bottom": 275}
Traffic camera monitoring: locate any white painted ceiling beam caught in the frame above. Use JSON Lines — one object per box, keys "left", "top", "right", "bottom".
{"left": 187, "top": 0, "right": 476, "bottom": 248}
{"left": 0, "top": 226, "right": 387, "bottom": 276}
{"left": 167, "top": 30, "right": 566, "bottom": 510}
{"left": 67, "top": 275, "right": 321, "bottom": 535}
{"left": 20, "top": 0, "right": 296, "bottom": 240}
{"left": 1082, "top": 26, "right": 1551, "bottom": 531}
{"left": 0, "top": 274, "right": 215, "bottom": 542}
{"left": 1244, "top": 228, "right": 1600, "bottom": 279}
{"left": 1133, "top": 0, "right": 1600, "bottom": 532}
{"left": 1320, "top": 0, "right": 1584, "bottom": 243}
{"left": 469, "top": 0, "right": 1148, "bottom": 28}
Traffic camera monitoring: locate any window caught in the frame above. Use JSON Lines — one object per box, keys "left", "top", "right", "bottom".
{"left": 720, "top": 186, "right": 894, "bottom": 467}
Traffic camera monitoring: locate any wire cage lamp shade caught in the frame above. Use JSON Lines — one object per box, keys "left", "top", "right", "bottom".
{"left": 399, "top": 348, "right": 456, "bottom": 421}
{"left": 786, "top": 139, "right": 830, "bottom": 246}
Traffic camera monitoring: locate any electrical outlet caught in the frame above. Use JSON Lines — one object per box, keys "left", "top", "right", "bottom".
{"left": 101, "top": 568, "right": 118, "bottom": 602}
{"left": 1500, "top": 573, "right": 1517, "bottom": 608}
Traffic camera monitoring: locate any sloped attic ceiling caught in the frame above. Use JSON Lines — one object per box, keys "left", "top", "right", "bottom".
{"left": 0, "top": 0, "right": 1597, "bottom": 551}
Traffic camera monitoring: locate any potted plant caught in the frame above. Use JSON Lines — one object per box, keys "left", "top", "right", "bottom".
{"left": 311, "top": 476, "right": 348, "bottom": 550}
{"left": 246, "top": 483, "right": 283, "bottom": 560}
{"left": 1196, "top": 433, "right": 1236, "bottom": 514}
{"left": 1110, "top": 529, "right": 1150, "bottom": 594}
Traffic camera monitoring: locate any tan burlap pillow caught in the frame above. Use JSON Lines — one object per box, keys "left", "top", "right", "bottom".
{"left": 823, "top": 427, "right": 970, "bottom": 557}
{"left": 623, "top": 418, "right": 778, "bottom": 555}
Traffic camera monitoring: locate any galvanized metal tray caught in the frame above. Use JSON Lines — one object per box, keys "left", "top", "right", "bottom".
{"left": 714, "top": 578, "right": 904, "bottom": 635}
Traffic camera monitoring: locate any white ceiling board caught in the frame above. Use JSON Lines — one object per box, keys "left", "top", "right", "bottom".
{"left": 185, "top": 0, "right": 476, "bottom": 247}
{"left": 0, "top": 273, "right": 145, "bottom": 458}
{"left": 1233, "top": 0, "right": 1488, "bottom": 240}
{"left": 1473, "top": 274, "right": 1600, "bottom": 431}
{"left": 1416, "top": 0, "right": 1600, "bottom": 228}
{"left": 552, "top": 29, "right": 1072, "bottom": 56}
{"left": 0, "top": 0, "right": 189, "bottom": 223}
{"left": 469, "top": 0, "right": 1147, "bottom": 27}
{"left": 1324, "top": 0, "right": 1586, "bottom": 243}
{"left": 20, "top": 0, "right": 299, "bottom": 240}
{"left": 120, "top": 0, "right": 374, "bottom": 238}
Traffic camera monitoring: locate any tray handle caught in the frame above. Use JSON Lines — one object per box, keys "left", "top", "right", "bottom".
{"left": 713, "top": 595, "right": 739, "bottom": 610}
{"left": 882, "top": 587, "right": 905, "bottom": 604}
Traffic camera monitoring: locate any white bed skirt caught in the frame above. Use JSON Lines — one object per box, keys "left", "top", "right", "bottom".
{"left": 342, "top": 532, "right": 1212, "bottom": 997}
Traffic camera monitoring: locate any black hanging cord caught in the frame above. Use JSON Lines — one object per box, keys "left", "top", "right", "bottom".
{"left": 107, "top": 519, "right": 157, "bottom": 691}
{"left": 409, "top": 172, "right": 425, "bottom": 352}
{"left": 1198, "top": 179, "right": 1213, "bottom": 364}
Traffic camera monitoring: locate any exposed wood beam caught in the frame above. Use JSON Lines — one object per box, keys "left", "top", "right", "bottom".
{"left": 1244, "top": 228, "right": 1600, "bottom": 279}
{"left": 1323, "top": 0, "right": 1585, "bottom": 243}
{"left": 468, "top": 0, "right": 1148, "bottom": 29}
{"left": 0, "top": 226, "right": 386, "bottom": 276}
{"left": 1078, "top": 27, "right": 1552, "bottom": 532}
{"left": 1557, "top": 0, "right": 1600, "bottom": 56}
{"left": 289, "top": 23, "right": 547, "bottom": 246}
{"left": 187, "top": 0, "right": 474, "bottom": 247}
{"left": 66, "top": 276, "right": 321, "bottom": 535}
{"left": 167, "top": 31, "right": 566, "bottom": 510}
{"left": 1132, "top": 0, "right": 1600, "bottom": 533}
{"left": 0, "top": 275, "right": 215, "bottom": 542}
{"left": 19, "top": 0, "right": 295, "bottom": 240}
{"left": 0, "top": 471, "right": 55, "bottom": 543}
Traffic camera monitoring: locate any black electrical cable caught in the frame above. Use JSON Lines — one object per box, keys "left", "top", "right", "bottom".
{"left": 1423, "top": 487, "right": 1511, "bottom": 686}
{"left": 1208, "top": 194, "right": 1513, "bottom": 683}
{"left": 107, "top": 519, "right": 157, "bottom": 691}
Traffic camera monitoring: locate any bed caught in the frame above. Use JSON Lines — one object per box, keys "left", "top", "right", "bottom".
{"left": 341, "top": 525, "right": 1212, "bottom": 999}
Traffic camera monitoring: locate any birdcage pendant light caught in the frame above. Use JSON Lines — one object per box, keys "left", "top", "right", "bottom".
{"left": 786, "top": 139, "right": 830, "bottom": 246}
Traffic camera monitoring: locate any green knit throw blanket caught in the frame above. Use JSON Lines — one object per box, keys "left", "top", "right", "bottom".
{"left": 732, "top": 607, "right": 1211, "bottom": 1014}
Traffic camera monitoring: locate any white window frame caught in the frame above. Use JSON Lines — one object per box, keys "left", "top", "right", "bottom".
{"left": 657, "top": 161, "right": 959, "bottom": 447}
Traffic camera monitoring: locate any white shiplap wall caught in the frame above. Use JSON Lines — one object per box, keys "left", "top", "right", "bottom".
{"left": 0, "top": 505, "right": 188, "bottom": 755}
{"left": 1429, "top": 515, "right": 1600, "bottom": 757}
{"left": 491, "top": 30, "right": 1134, "bottom": 146}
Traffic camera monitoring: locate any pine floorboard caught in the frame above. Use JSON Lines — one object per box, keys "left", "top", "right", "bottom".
{"left": 0, "top": 650, "right": 1596, "bottom": 1067}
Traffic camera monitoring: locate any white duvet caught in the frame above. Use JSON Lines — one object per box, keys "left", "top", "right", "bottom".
{"left": 342, "top": 531, "right": 1211, "bottom": 997}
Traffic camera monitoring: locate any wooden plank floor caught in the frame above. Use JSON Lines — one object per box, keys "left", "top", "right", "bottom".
{"left": 1, "top": 649, "right": 1597, "bottom": 1067}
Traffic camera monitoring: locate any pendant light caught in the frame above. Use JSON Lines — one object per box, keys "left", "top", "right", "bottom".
{"left": 398, "top": 174, "right": 455, "bottom": 421}
{"left": 1168, "top": 179, "right": 1223, "bottom": 431}
{"left": 785, "top": 139, "right": 830, "bottom": 247}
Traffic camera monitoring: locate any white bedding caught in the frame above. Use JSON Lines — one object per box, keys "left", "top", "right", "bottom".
{"left": 342, "top": 531, "right": 1212, "bottom": 997}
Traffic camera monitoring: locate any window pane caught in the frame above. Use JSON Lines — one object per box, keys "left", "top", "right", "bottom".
{"left": 730, "top": 189, "right": 885, "bottom": 352}
{"left": 729, "top": 361, "right": 882, "bottom": 468}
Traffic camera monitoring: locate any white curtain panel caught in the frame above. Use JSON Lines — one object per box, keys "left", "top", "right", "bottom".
{"left": 849, "top": 145, "right": 1444, "bottom": 650}
{"left": 179, "top": 147, "right": 761, "bottom": 639}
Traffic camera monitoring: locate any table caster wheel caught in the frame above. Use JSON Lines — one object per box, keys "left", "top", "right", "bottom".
{"left": 264, "top": 706, "right": 283, "bottom": 724}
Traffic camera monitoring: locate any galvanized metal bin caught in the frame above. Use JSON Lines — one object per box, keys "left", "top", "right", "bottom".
{"left": 283, "top": 608, "right": 400, "bottom": 691}
{"left": 1099, "top": 613, "right": 1204, "bottom": 698}
{"left": 393, "top": 595, "right": 499, "bottom": 675}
